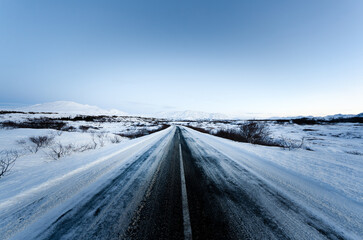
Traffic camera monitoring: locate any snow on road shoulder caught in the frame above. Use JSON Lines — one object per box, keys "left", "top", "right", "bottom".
{"left": 182, "top": 126, "right": 363, "bottom": 239}
{"left": 0, "top": 127, "right": 174, "bottom": 239}
{"left": 0, "top": 127, "right": 172, "bottom": 204}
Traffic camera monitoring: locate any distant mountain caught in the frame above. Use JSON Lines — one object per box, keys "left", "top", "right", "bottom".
{"left": 322, "top": 113, "right": 361, "bottom": 120}
{"left": 267, "top": 113, "right": 363, "bottom": 121}
{"left": 18, "top": 101, "right": 128, "bottom": 116}
{"left": 153, "top": 110, "right": 228, "bottom": 120}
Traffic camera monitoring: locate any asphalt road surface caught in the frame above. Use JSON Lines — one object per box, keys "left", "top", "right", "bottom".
{"left": 6, "top": 126, "right": 350, "bottom": 240}
{"left": 124, "top": 127, "right": 346, "bottom": 240}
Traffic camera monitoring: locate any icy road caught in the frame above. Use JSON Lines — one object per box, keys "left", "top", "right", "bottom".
{"left": 0, "top": 126, "right": 362, "bottom": 239}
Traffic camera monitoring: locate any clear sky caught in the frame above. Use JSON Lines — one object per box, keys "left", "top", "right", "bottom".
{"left": 0, "top": 0, "right": 362, "bottom": 117}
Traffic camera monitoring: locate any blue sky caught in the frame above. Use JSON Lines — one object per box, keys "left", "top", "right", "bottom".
{"left": 0, "top": 0, "right": 362, "bottom": 117}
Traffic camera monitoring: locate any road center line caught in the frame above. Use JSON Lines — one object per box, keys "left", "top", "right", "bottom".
{"left": 179, "top": 142, "right": 193, "bottom": 240}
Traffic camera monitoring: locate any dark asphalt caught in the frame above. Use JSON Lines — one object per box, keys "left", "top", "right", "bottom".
{"left": 36, "top": 126, "right": 347, "bottom": 240}
{"left": 125, "top": 127, "right": 346, "bottom": 240}
{"left": 38, "top": 133, "right": 172, "bottom": 240}
{"left": 123, "top": 128, "right": 184, "bottom": 240}
{"left": 124, "top": 127, "right": 235, "bottom": 240}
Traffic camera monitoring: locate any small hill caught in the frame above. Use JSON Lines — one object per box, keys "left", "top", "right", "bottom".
{"left": 18, "top": 101, "right": 128, "bottom": 116}
{"left": 154, "top": 110, "right": 228, "bottom": 120}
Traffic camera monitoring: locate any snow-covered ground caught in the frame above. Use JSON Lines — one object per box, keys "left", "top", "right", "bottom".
{"left": 182, "top": 126, "right": 363, "bottom": 239}
{"left": 268, "top": 122, "right": 363, "bottom": 155}
{"left": 0, "top": 111, "right": 168, "bottom": 182}
{"left": 180, "top": 120, "right": 363, "bottom": 155}
{"left": 0, "top": 127, "right": 175, "bottom": 239}
{"left": 153, "top": 110, "right": 228, "bottom": 120}
{"left": 15, "top": 101, "right": 128, "bottom": 116}
{"left": 0, "top": 113, "right": 166, "bottom": 145}
{"left": 4, "top": 101, "right": 230, "bottom": 120}
{"left": 0, "top": 107, "right": 362, "bottom": 239}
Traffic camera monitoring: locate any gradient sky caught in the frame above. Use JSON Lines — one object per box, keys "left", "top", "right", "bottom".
{"left": 0, "top": 0, "right": 362, "bottom": 117}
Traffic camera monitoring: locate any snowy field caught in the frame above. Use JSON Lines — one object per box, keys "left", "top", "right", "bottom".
{"left": 0, "top": 110, "right": 362, "bottom": 239}
{"left": 1, "top": 112, "right": 362, "bottom": 200}
{"left": 180, "top": 120, "right": 363, "bottom": 156}
{"left": 177, "top": 119, "right": 363, "bottom": 238}
{"left": 182, "top": 126, "right": 363, "bottom": 239}
{"left": 0, "top": 112, "right": 169, "bottom": 180}
{"left": 178, "top": 120, "right": 363, "bottom": 200}
{"left": 0, "top": 127, "right": 175, "bottom": 239}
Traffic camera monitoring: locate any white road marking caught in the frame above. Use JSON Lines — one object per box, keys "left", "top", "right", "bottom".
{"left": 179, "top": 142, "right": 193, "bottom": 240}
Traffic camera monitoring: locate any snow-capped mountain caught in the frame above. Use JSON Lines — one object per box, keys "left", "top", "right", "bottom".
{"left": 322, "top": 113, "right": 362, "bottom": 120}
{"left": 267, "top": 113, "right": 363, "bottom": 121}
{"left": 153, "top": 110, "right": 228, "bottom": 120}
{"left": 18, "top": 101, "right": 128, "bottom": 116}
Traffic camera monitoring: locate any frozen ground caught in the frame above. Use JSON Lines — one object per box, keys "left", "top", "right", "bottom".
{"left": 0, "top": 127, "right": 175, "bottom": 239}
{"left": 0, "top": 111, "right": 362, "bottom": 239}
{"left": 181, "top": 127, "right": 363, "bottom": 239}
{"left": 181, "top": 120, "right": 363, "bottom": 156}
{"left": 0, "top": 112, "right": 168, "bottom": 174}
{"left": 179, "top": 120, "right": 363, "bottom": 201}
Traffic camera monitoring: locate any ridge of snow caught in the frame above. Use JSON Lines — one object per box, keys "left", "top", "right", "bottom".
{"left": 265, "top": 113, "right": 363, "bottom": 121}
{"left": 153, "top": 110, "right": 228, "bottom": 120}
{"left": 17, "top": 101, "right": 128, "bottom": 116}
{"left": 322, "top": 113, "right": 362, "bottom": 120}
